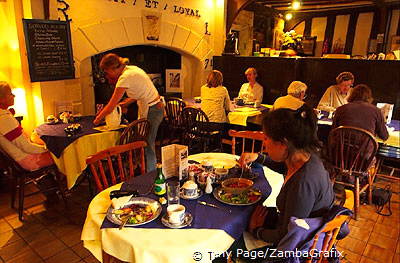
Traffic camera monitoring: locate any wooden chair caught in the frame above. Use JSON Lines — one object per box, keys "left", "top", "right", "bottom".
{"left": 181, "top": 107, "right": 222, "bottom": 153}
{"left": 164, "top": 97, "right": 186, "bottom": 144}
{"left": 0, "top": 148, "right": 67, "bottom": 221}
{"left": 118, "top": 118, "right": 150, "bottom": 145}
{"left": 327, "top": 126, "right": 378, "bottom": 219}
{"left": 228, "top": 130, "right": 266, "bottom": 155}
{"left": 86, "top": 141, "right": 147, "bottom": 192}
{"left": 306, "top": 190, "right": 354, "bottom": 263}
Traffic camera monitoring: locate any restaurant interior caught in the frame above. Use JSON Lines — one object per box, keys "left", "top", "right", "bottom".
{"left": 0, "top": 0, "right": 399, "bottom": 263}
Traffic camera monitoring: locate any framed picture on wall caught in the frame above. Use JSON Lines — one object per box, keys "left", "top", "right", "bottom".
{"left": 301, "top": 36, "right": 317, "bottom": 56}
{"left": 165, "top": 69, "right": 183, "bottom": 93}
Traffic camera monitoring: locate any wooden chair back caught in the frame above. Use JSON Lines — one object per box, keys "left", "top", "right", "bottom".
{"left": 306, "top": 190, "right": 354, "bottom": 263}
{"left": 328, "top": 126, "right": 378, "bottom": 175}
{"left": 119, "top": 118, "right": 150, "bottom": 145}
{"left": 228, "top": 130, "right": 266, "bottom": 155}
{"left": 86, "top": 141, "right": 147, "bottom": 192}
{"left": 165, "top": 97, "right": 186, "bottom": 128}
{"left": 181, "top": 106, "right": 209, "bottom": 135}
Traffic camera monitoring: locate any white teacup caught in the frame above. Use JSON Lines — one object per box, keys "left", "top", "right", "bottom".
{"left": 167, "top": 204, "right": 186, "bottom": 225}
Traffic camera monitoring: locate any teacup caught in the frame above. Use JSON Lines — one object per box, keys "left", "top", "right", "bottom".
{"left": 182, "top": 180, "right": 198, "bottom": 197}
{"left": 167, "top": 204, "right": 186, "bottom": 225}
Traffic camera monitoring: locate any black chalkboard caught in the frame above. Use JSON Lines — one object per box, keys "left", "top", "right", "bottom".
{"left": 23, "top": 19, "right": 75, "bottom": 82}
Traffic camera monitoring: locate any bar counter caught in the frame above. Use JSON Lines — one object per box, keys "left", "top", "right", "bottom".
{"left": 213, "top": 56, "right": 400, "bottom": 120}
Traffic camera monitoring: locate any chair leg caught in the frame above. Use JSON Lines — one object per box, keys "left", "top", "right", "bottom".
{"left": 354, "top": 177, "right": 360, "bottom": 220}
{"left": 10, "top": 172, "right": 17, "bottom": 209}
{"left": 54, "top": 171, "right": 68, "bottom": 208}
{"left": 18, "top": 174, "right": 25, "bottom": 221}
{"left": 367, "top": 175, "right": 373, "bottom": 205}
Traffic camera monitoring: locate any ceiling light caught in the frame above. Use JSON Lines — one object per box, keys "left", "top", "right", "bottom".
{"left": 285, "top": 13, "right": 293, "bottom": 20}
{"left": 292, "top": 1, "right": 301, "bottom": 10}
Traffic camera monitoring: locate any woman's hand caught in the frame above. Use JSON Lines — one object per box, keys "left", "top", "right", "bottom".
{"left": 238, "top": 152, "right": 258, "bottom": 167}
{"left": 248, "top": 205, "right": 268, "bottom": 235}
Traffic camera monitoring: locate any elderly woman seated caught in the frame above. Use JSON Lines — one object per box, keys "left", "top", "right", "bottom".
{"left": 317, "top": 72, "right": 354, "bottom": 112}
{"left": 271, "top": 81, "right": 307, "bottom": 111}
{"left": 0, "top": 81, "right": 54, "bottom": 171}
{"left": 332, "top": 84, "right": 388, "bottom": 140}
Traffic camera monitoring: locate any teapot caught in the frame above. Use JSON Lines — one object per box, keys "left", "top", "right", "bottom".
{"left": 105, "top": 106, "right": 122, "bottom": 129}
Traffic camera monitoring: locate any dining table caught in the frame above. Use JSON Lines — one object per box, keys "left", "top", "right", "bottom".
{"left": 184, "top": 99, "right": 272, "bottom": 127}
{"left": 34, "top": 116, "right": 124, "bottom": 189}
{"left": 81, "top": 152, "right": 284, "bottom": 263}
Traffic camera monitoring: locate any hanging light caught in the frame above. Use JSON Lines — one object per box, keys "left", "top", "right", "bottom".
{"left": 292, "top": 1, "right": 301, "bottom": 10}
{"left": 285, "top": 13, "right": 293, "bottom": 20}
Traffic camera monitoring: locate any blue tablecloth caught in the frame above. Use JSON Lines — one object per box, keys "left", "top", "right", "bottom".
{"left": 35, "top": 116, "right": 100, "bottom": 158}
{"left": 101, "top": 167, "right": 272, "bottom": 239}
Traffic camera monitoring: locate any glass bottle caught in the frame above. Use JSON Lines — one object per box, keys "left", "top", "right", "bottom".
{"left": 154, "top": 163, "right": 166, "bottom": 195}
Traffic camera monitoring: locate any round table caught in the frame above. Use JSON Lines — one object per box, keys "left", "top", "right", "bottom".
{"left": 81, "top": 153, "right": 284, "bottom": 263}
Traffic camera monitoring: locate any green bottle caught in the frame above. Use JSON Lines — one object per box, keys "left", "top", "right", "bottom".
{"left": 154, "top": 163, "right": 166, "bottom": 195}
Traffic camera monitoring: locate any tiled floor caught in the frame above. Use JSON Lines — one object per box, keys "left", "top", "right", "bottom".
{"left": 0, "top": 173, "right": 398, "bottom": 263}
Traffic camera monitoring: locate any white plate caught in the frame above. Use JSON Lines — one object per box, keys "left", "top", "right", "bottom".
{"left": 161, "top": 212, "right": 193, "bottom": 228}
{"left": 106, "top": 197, "right": 162, "bottom": 226}
{"left": 213, "top": 187, "right": 262, "bottom": 206}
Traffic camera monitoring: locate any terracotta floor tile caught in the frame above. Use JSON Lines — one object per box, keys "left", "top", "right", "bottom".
{"left": 396, "top": 240, "right": 400, "bottom": 254}
{"left": 373, "top": 223, "right": 400, "bottom": 239}
{"left": 58, "top": 229, "right": 82, "bottom": 247}
{"left": 5, "top": 248, "right": 43, "bottom": 263}
{"left": 0, "top": 239, "right": 29, "bottom": 261}
{"left": 349, "top": 225, "right": 372, "bottom": 241}
{"left": 71, "top": 242, "right": 91, "bottom": 259}
{"left": 33, "top": 239, "right": 68, "bottom": 260}
{"left": 359, "top": 206, "right": 379, "bottom": 222}
{"left": 83, "top": 254, "right": 100, "bottom": 263}
{"left": 337, "top": 236, "right": 367, "bottom": 255}
{"left": 13, "top": 221, "right": 45, "bottom": 239}
{"left": 376, "top": 215, "right": 400, "bottom": 226}
{"left": 349, "top": 217, "right": 375, "bottom": 230}
{"left": 0, "top": 219, "right": 12, "bottom": 235}
{"left": 336, "top": 246, "right": 361, "bottom": 263}
{"left": 360, "top": 256, "right": 380, "bottom": 263}
{"left": 368, "top": 232, "right": 398, "bottom": 250}
{"left": 0, "top": 230, "right": 21, "bottom": 247}
{"left": 393, "top": 254, "right": 400, "bottom": 263}
{"left": 44, "top": 248, "right": 80, "bottom": 263}
{"left": 363, "top": 244, "right": 394, "bottom": 263}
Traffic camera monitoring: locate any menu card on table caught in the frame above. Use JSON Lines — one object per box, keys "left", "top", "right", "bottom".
{"left": 161, "top": 144, "right": 188, "bottom": 180}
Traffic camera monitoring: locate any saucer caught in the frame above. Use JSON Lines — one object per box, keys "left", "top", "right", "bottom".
{"left": 161, "top": 212, "right": 193, "bottom": 228}
{"left": 180, "top": 189, "right": 203, "bottom": 200}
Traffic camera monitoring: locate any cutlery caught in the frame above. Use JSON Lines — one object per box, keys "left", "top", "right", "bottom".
{"left": 197, "top": 201, "right": 231, "bottom": 213}
{"left": 119, "top": 212, "right": 133, "bottom": 230}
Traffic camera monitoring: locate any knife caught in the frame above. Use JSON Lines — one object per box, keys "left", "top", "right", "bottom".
{"left": 109, "top": 190, "right": 139, "bottom": 199}
{"left": 197, "top": 201, "right": 232, "bottom": 213}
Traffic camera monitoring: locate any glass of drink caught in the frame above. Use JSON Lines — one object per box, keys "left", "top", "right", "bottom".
{"left": 166, "top": 181, "right": 180, "bottom": 206}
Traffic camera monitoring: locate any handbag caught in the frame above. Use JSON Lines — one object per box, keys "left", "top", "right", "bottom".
{"left": 372, "top": 185, "right": 392, "bottom": 216}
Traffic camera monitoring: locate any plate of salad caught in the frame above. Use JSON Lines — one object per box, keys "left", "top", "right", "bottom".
{"left": 213, "top": 187, "right": 262, "bottom": 206}
{"left": 107, "top": 197, "right": 162, "bottom": 226}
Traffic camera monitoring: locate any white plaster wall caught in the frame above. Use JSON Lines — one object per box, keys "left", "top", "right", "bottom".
{"left": 352, "top": 12, "right": 373, "bottom": 56}
{"left": 311, "top": 17, "right": 327, "bottom": 57}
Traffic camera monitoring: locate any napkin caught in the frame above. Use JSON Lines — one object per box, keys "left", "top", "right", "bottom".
{"left": 111, "top": 195, "right": 134, "bottom": 209}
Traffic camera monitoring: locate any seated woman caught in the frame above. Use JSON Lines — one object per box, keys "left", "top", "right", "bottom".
{"left": 238, "top": 67, "right": 263, "bottom": 104}
{"left": 332, "top": 84, "right": 388, "bottom": 140}
{"left": 317, "top": 71, "right": 354, "bottom": 112}
{"left": 201, "top": 70, "right": 231, "bottom": 123}
{"left": 239, "top": 104, "right": 334, "bottom": 246}
{"left": 271, "top": 81, "right": 307, "bottom": 111}
{"left": 0, "top": 81, "right": 54, "bottom": 171}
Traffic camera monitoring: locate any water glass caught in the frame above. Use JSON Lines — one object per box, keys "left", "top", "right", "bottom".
{"left": 167, "top": 181, "right": 180, "bottom": 206}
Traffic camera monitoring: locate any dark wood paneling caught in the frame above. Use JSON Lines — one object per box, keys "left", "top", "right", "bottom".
{"left": 304, "top": 19, "right": 312, "bottom": 36}
{"left": 213, "top": 56, "right": 400, "bottom": 119}
{"left": 324, "top": 15, "right": 336, "bottom": 52}
{"left": 344, "top": 13, "right": 359, "bottom": 54}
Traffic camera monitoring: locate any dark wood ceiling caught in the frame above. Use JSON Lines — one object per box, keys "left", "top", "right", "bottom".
{"left": 254, "top": 0, "right": 376, "bottom": 12}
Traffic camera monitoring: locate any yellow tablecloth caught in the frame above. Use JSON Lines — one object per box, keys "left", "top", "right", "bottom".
{"left": 52, "top": 131, "right": 121, "bottom": 189}
{"left": 82, "top": 153, "right": 284, "bottom": 263}
{"left": 228, "top": 107, "right": 261, "bottom": 126}
{"left": 379, "top": 130, "right": 399, "bottom": 147}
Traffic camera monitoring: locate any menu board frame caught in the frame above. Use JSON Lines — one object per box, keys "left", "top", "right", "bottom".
{"left": 23, "top": 19, "right": 75, "bottom": 82}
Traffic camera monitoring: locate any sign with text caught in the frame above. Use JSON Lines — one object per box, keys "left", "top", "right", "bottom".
{"left": 23, "top": 19, "right": 75, "bottom": 82}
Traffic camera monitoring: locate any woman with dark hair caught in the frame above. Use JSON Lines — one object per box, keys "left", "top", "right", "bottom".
{"left": 239, "top": 104, "right": 334, "bottom": 245}
{"left": 200, "top": 70, "right": 231, "bottom": 123}
{"left": 332, "top": 84, "right": 388, "bottom": 140}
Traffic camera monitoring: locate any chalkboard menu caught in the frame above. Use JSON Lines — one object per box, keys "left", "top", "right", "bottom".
{"left": 23, "top": 19, "right": 75, "bottom": 82}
